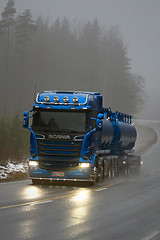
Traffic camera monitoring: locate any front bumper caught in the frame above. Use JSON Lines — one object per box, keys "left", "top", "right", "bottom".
{"left": 29, "top": 165, "right": 94, "bottom": 182}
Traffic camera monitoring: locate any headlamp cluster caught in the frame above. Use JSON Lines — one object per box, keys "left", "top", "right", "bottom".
{"left": 43, "top": 96, "right": 79, "bottom": 104}
{"left": 72, "top": 97, "right": 79, "bottom": 103}
{"left": 53, "top": 96, "right": 59, "bottom": 103}
{"left": 43, "top": 96, "right": 50, "bottom": 102}
{"left": 63, "top": 97, "right": 69, "bottom": 103}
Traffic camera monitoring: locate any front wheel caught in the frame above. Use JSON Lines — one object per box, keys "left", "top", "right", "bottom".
{"left": 32, "top": 179, "right": 41, "bottom": 185}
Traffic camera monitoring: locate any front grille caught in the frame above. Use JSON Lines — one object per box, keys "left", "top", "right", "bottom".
{"left": 37, "top": 139, "right": 82, "bottom": 170}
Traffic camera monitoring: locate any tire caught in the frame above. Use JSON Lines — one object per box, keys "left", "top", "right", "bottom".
{"left": 130, "top": 166, "right": 140, "bottom": 176}
{"left": 32, "top": 179, "right": 41, "bottom": 185}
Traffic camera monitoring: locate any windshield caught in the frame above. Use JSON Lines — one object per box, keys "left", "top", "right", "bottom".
{"left": 32, "top": 110, "right": 89, "bottom": 133}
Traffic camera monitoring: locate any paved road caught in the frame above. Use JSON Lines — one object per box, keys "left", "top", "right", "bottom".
{"left": 0, "top": 122, "right": 160, "bottom": 240}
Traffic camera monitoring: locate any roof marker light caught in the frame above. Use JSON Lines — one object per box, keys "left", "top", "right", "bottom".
{"left": 73, "top": 97, "right": 79, "bottom": 103}
{"left": 53, "top": 96, "right": 59, "bottom": 103}
{"left": 43, "top": 96, "right": 50, "bottom": 102}
{"left": 63, "top": 97, "right": 69, "bottom": 103}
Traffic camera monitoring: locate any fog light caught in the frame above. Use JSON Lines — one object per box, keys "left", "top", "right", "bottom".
{"left": 73, "top": 97, "right": 79, "bottom": 103}
{"left": 29, "top": 161, "right": 39, "bottom": 166}
{"left": 43, "top": 96, "right": 50, "bottom": 102}
{"left": 63, "top": 97, "right": 69, "bottom": 103}
{"left": 53, "top": 96, "right": 59, "bottom": 103}
{"left": 79, "top": 163, "right": 91, "bottom": 168}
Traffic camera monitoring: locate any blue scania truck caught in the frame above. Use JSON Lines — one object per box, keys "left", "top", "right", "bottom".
{"left": 23, "top": 91, "right": 141, "bottom": 184}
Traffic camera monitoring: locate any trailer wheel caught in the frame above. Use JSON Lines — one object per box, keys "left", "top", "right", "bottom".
{"left": 98, "top": 157, "right": 105, "bottom": 181}
{"left": 115, "top": 161, "right": 119, "bottom": 177}
{"left": 130, "top": 166, "right": 140, "bottom": 176}
{"left": 102, "top": 160, "right": 107, "bottom": 178}
{"left": 93, "top": 156, "right": 99, "bottom": 182}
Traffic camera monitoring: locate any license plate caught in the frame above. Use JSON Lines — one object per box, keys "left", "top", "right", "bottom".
{"left": 51, "top": 172, "right": 64, "bottom": 177}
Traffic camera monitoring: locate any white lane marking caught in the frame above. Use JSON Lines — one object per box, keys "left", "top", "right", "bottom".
{"left": 0, "top": 180, "right": 30, "bottom": 185}
{"left": 142, "top": 231, "right": 160, "bottom": 240}
{"left": 95, "top": 188, "right": 108, "bottom": 192}
{"left": 30, "top": 200, "right": 53, "bottom": 206}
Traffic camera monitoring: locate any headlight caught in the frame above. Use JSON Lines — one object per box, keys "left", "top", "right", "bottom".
{"left": 63, "top": 97, "right": 69, "bottom": 103}
{"left": 72, "top": 97, "right": 79, "bottom": 103}
{"left": 29, "top": 161, "right": 39, "bottom": 166}
{"left": 79, "top": 163, "right": 91, "bottom": 168}
{"left": 43, "top": 96, "right": 50, "bottom": 102}
{"left": 53, "top": 96, "right": 59, "bottom": 103}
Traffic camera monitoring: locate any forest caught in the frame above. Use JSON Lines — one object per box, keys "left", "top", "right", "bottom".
{"left": 0, "top": 0, "right": 145, "bottom": 162}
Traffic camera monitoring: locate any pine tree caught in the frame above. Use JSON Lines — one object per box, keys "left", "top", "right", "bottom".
{"left": 14, "top": 9, "right": 36, "bottom": 113}
{"left": 0, "top": 0, "right": 16, "bottom": 117}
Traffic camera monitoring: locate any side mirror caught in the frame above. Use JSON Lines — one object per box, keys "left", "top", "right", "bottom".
{"left": 24, "top": 111, "right": 29, "bottom": 117}
{"left": 97, "top": 113, "right": 104, "bottom": 119}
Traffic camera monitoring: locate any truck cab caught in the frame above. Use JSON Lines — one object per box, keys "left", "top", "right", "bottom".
{"left": 24, "top": 91, "right": 104, "bottom": 183}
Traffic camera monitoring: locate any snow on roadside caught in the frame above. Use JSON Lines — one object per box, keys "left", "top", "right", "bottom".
{"left": 0, "top": 160, "right": 28, "bottom": 180}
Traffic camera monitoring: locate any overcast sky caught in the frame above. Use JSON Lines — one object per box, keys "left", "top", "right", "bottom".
{"left": 0, "top": 0, "right": 160, "bottom": 119}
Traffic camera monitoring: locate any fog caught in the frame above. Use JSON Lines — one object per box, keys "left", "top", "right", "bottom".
{"left": 0, "top": 0, "right": 160, "bottom": 120}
